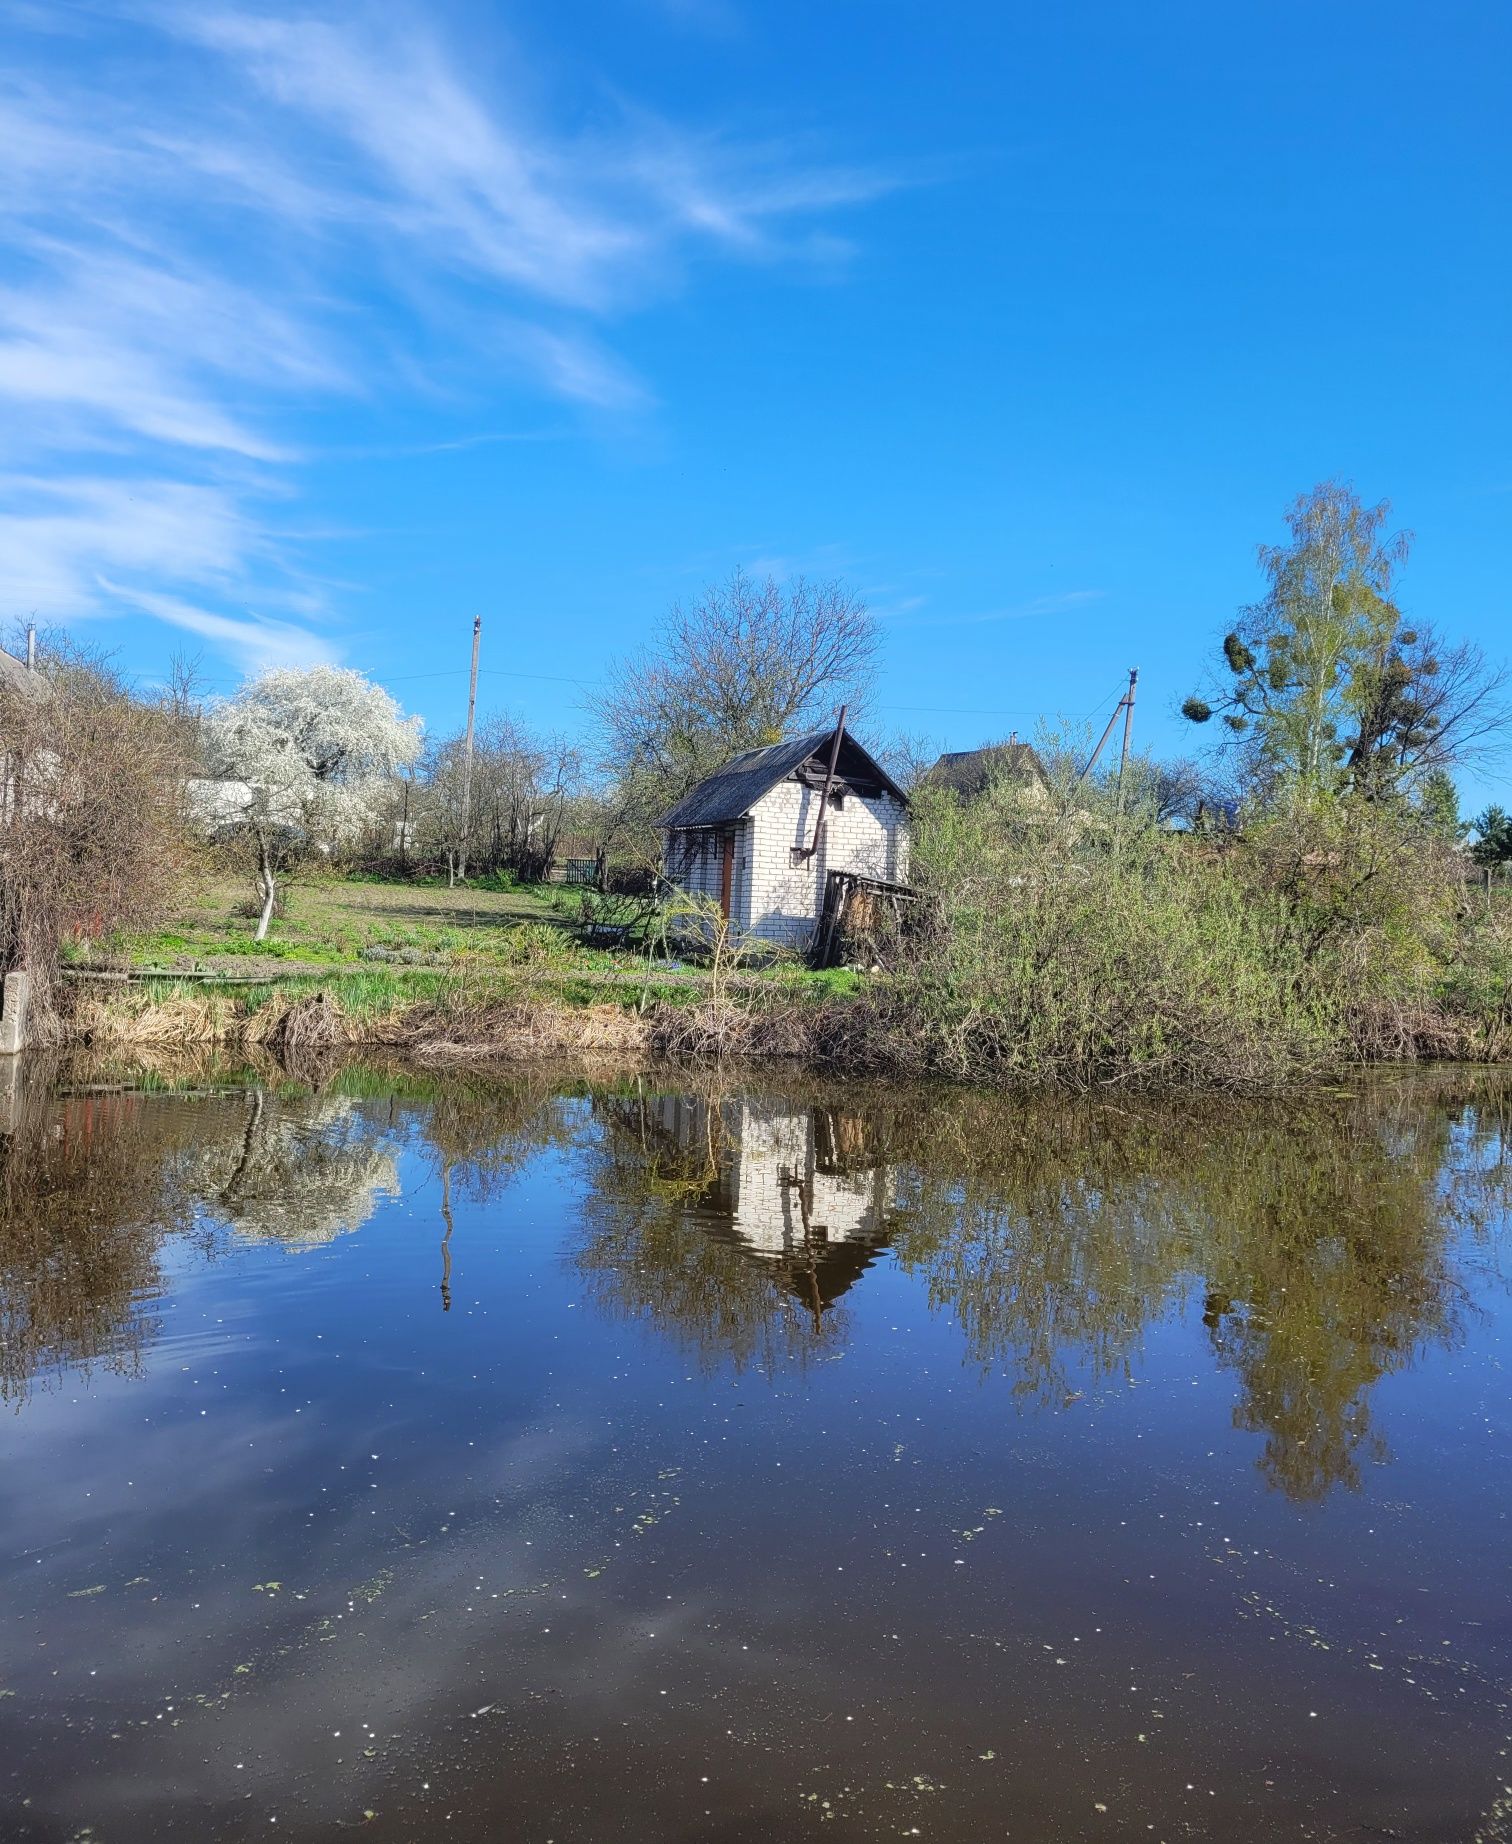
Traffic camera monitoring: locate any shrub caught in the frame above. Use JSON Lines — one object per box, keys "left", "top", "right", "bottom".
{"left": 1, "top": 653, "right": 194, "bottom": 1023}
{"left": 861, "top": 774, "right": 1490, "bottom": 1088}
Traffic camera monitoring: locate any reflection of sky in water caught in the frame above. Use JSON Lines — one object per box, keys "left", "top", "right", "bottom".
{"left": 0, "top": 1069, "right": 1509, "bottom": 1842}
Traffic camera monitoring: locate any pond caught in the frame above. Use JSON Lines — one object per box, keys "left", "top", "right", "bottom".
{"left": 0, "top": 1057, "right": 1509, "bottom": 1841}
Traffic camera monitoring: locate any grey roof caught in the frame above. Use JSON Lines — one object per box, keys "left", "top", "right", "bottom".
{"left": 658, "top": 728, "right": 906, "bottom": 830}
{"left": 0, "top": 646, "right": 46, "bottom": 703}
{"left": 923, "top": 741, "right": 1048, "bottom": 798}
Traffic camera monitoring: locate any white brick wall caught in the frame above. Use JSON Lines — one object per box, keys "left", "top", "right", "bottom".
{"left": 725, "top": 1099, "right": 890, "bottom": 1256}
{"left": 663, "top": 777, "right": 908, "bottom": 952}
{"left": 738, "top": 780, "right": 908, "bottom": 947}
{"left": 648, "top": 1094, "right": 895, "bottom": 1261}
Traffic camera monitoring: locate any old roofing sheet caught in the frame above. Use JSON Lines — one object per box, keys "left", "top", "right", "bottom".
{"left": 658, "top": 728, "right": 906, "bottom": 830}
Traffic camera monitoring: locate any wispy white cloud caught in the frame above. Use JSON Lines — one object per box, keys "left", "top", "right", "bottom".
{"left": 0, "top": 468, "right": 347, "bottom": 674}
{"left": 0, "top": 475, "right": 262, "bottom": 612}
{"left": 0, "top": 2, "right": 898, "bottom": 676}
{"left": 98, "top": 581, "right": 339, "bottom": 674}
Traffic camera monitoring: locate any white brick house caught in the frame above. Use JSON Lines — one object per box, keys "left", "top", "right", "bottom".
{"left": 658, "top": 727, "right": 909, "bottom": 950}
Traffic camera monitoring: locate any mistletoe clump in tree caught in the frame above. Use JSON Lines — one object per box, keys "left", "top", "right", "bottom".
{"left": 1182, "top": 482, "right": 1509, "bottom": 805}
{"left": 205, "top": 666, "right": 422, "bottom": 939}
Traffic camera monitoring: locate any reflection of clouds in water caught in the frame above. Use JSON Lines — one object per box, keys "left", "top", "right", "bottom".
{"left": 15, "top": 1408, "right": 641, "bottom": 1837}
{"left": 191, "top": 1090, "right": 402, "bottom": 1249}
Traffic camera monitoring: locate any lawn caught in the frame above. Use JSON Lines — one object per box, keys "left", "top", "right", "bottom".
{"left": 85, "top": 873, "right": 863, "bottom": 1019}
{"left": 104, "top": 873, "right": 583, "bottom": 976}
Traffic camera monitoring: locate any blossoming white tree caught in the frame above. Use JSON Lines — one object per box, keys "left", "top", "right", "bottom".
{"left": 204, "top": 666, "right": 423, "bottom": 940}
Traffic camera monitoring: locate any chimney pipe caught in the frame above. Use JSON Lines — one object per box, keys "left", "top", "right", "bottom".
{"left": 25, "top": 623, "right": 36, "bottom": 671}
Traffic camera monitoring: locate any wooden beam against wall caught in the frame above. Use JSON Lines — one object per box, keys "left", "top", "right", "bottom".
{"left": 803, "top": 705, "right": 848, "bottom": 860}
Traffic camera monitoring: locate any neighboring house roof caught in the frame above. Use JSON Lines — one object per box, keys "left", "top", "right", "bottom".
{"left": 658, "top": 728, "right": 908, "bottom": 830}
{"left": 922, "top": 741, "right": 1049, "bottom": 798}
{"left": 0, "top": 646, "right": 48, "bottom": 704}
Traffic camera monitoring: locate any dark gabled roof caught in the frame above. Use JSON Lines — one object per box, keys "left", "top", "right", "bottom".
{"left": 658, "top": 727, "right": 907, "bottom": 831}
{"left": 922, "top": 741, "right": 1048, "bottom": 798}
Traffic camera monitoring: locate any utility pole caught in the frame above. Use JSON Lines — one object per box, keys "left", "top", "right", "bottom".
{"left": 1115, "top": 668, "right": 1138, "bottom": 810}
{"left": 1078, "top": 669, "right": 1139, "bottom": 784}
{"left": 455, "top": 616, "right": 481, "bottom": 885}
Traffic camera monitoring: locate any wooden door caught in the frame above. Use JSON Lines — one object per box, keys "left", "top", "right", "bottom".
{"left": 719, "top": 830, "right": 735, "bottom": 920}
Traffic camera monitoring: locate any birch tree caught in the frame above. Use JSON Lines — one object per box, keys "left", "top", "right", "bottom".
{"left": 1182, "top": 482, "right": 1509, "bottom": 800}
{"left": 205, "top": 667, "right": 421, "bottom": 939}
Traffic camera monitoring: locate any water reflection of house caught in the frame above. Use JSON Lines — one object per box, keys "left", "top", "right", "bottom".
{"left": 649, "top": 1095, "right": 895, "bottom": 1320}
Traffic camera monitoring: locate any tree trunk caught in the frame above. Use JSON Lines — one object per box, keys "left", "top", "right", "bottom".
{"left": 254, "top": 833, "right": 277, "bottom": 941}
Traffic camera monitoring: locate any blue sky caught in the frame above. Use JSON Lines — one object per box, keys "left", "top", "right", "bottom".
{"left": 3, "top": 0, "right": 1509, "bottom": 793}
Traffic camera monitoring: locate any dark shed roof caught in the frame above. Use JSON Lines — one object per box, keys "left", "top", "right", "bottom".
{"left": 658, "top": 728, "right": 907, "bottom": 831}
{"left": 922, "top": 741, "right": 1048, "bottom": 799}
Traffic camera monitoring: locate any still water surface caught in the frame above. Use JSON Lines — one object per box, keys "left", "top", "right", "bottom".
{"left": 1, "top": 1058, "right": 1510, "bottom": 1841}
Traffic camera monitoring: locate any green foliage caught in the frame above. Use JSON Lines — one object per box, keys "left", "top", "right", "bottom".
{"left": 1471, "top": 805, "right": 1512, "bottom": 869}
{"left": 1417, "top": 769, "right": 1462, "bottom": 841}
{"left": 1183, "top": 481, "right": 1508, "bottom": 803}
{"left": 870, "top": 771, "right": 1500, "bottom": 1086}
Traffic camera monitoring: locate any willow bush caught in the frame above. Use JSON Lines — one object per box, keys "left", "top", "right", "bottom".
{"left": 847, "top": 768, "right": 1497, "bottom": 1089}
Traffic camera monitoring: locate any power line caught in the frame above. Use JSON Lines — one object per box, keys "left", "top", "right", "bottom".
{"left": 173, "top": 663, "right": 1139, "bottom": 724}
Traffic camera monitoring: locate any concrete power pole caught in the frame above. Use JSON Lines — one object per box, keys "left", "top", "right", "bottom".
{"left": 455, "top": 616, "right": 482, "bottom": 884}
{"left": 1116, "top": 667, "right": 1138, "bottom": 810}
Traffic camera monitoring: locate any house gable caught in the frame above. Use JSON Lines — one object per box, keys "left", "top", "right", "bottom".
{"left": 659, "top": 727, "right": 910, "bottom": 948}
{"left": 923, "top": 741, "right": 1051, "bottom": 801}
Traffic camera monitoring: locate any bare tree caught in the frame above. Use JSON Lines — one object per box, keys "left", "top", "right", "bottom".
{"left": 593, "top": 570, "right": 879, "bottom": 833}
{"left": 875, "top": 729, "right": 946, "bottom": 797}
{"left": 417, "top": 714, "right": 581, "bottom": 881}
{"left": 0, "top": 641, "right": 194, "bottom": 1017}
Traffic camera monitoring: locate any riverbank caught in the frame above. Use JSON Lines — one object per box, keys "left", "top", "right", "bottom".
{"left": 54, "top": 957, "right": 1512, "bottom": 1092}
{"left": 46, "top": 832, "right": 1512, "bottom": 1092}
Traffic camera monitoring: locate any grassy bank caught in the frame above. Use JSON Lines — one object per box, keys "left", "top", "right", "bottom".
{"left": 60, "top": 803, "right": 1512, "bottom": 1091}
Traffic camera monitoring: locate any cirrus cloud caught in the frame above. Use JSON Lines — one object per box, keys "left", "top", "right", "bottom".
{"left": 0, "top": 2, "right": 901, "bottom": 675}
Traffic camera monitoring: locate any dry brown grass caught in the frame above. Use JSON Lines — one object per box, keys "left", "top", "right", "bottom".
{"left": 382, "top": 996, "right": 650, "bottom": 1060}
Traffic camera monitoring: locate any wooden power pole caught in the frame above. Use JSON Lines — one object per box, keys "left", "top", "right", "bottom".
{"left": 455, "top": 616, "right": 482, "bottom": 883}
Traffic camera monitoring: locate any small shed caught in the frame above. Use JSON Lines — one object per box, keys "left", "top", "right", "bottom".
{"left": 658, "top": 727, "right": 909, "bottom": 949}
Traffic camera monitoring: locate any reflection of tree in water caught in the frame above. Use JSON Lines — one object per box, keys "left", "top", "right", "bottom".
{"left": 885, "top": 1078, "right": 1511, "bottom": 1501}
{"left": 573, "top": 1073, "right": 1510, "bottom": 1502}
{"left": 3, "top": 1056, "right": 1509, "bottom": 1501}
{"left": 379, "top": 1068, "right": 581, "bottom": 1309}
{"left": 189, "top": 1089, "right": 401, "bottom": 1248}
{"left": 0, "top": 1069, "right": 411, "bottom": 1400}
{"left": 0, "top": 1059, "right": 584, "bottom": 1401}
{"left": 1194, "top": 1086, "right": 1509, "bottom": 1500}
{"left": 0, "top": 1062, "right": 220, "bottom": 1403}
{"left": 570, "top": 1085, "right": 896, "bottom": 1372}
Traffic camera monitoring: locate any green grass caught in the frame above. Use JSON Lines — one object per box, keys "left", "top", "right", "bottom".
{"left": 110, "top": 873, "right": 574, "bottom": 974}
{"left": 102, "top": 873, "right": 870, "bottom": 1009}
